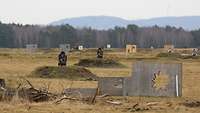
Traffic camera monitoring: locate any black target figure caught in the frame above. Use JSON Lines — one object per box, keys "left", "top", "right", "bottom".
{"left": 58, "top": 51, "right": 67, "bottom": 66}
{"left": 97, "top": 48, "right": 103, "bottom": 59}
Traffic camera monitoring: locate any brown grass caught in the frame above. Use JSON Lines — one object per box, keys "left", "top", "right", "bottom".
{"left": 0, "top": 48, "right": 200, "bottom": 113}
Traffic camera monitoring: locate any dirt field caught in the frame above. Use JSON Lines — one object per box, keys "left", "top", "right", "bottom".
{"left": 0, "top": 48, "right": 200, "bottom": 113}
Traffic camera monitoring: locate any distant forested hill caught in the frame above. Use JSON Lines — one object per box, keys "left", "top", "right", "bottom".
{"left": 50, "top": 16, "right": 200, "bottom": 30}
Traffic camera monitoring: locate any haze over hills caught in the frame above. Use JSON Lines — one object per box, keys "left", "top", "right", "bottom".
{"left": 50, "top": 16, "right": 200, "bottom": 30}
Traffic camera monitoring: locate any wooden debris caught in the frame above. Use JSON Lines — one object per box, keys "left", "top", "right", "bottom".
{"left": 54, "top": 96, "right": 80, "bottom": 104}
{"left": 0, "top": 79, "right": 57, "bottom": 102}
{"left": 146, "top": 102, "right": 159, "bottom": 106}
{"left": 182, "top": 100, "right": 200, "bottom": 108}
{"left": 106, "top": 100, "right": 122, "bottom": 105}
{"left": 125, "top": 103, "right": 150, "bottom": 112}
{"left": 97, "top": 94, "right": 109, "bottom": 98}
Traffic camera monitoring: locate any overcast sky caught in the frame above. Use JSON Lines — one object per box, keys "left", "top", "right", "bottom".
{"left": 0, "top": 0, "right": 199, "bottom": 24}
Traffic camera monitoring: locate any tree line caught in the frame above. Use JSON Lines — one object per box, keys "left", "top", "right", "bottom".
{"left": 0, "top": 22, "right": 200, "bottom": 48}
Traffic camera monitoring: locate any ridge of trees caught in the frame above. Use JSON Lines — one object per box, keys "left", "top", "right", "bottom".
{"left": 0, "top": 22, "right": 199, "bottom": 48}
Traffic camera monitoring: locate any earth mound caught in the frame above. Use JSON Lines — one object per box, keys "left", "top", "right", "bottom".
{"left": 29, "top": 66, "right": 98, "bottom": 81}
{"left": 157, "top": 52, "right": 181, "bottom": 58}
{"left": 75, "top": 58, "right": 124, "bottom": 68}
{"left": 157, "top": 52, "right": 199, "bottom": 59}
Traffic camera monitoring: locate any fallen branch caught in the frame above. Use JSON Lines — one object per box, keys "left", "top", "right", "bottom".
{"left": 146, "top": 102, "right": 159, "bottom": 106}
{"left": 54, "top": 96, "right": 80, "bottom": 104}
{"left": 106, "top": 100, "right": 122, "bottom": 105}
{"left": 24, "top": 79, "right": 34, "bottom": 88}
{"left": 97, "top": 94, "right": 109, "bottom": 98}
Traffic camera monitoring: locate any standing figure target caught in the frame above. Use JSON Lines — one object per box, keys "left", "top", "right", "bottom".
{"left": 58, "top": 51, "right": 67, "bottom": 66}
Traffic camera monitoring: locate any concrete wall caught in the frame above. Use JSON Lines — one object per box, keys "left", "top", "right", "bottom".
{"left": 124, "top": 61, "right": 182, "bottom": 97}
{"left": 98, "top": 77, "right": 124, "bottom": 96}
{"left": 64, "top": 62, "right": 182, "bottom": 97}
